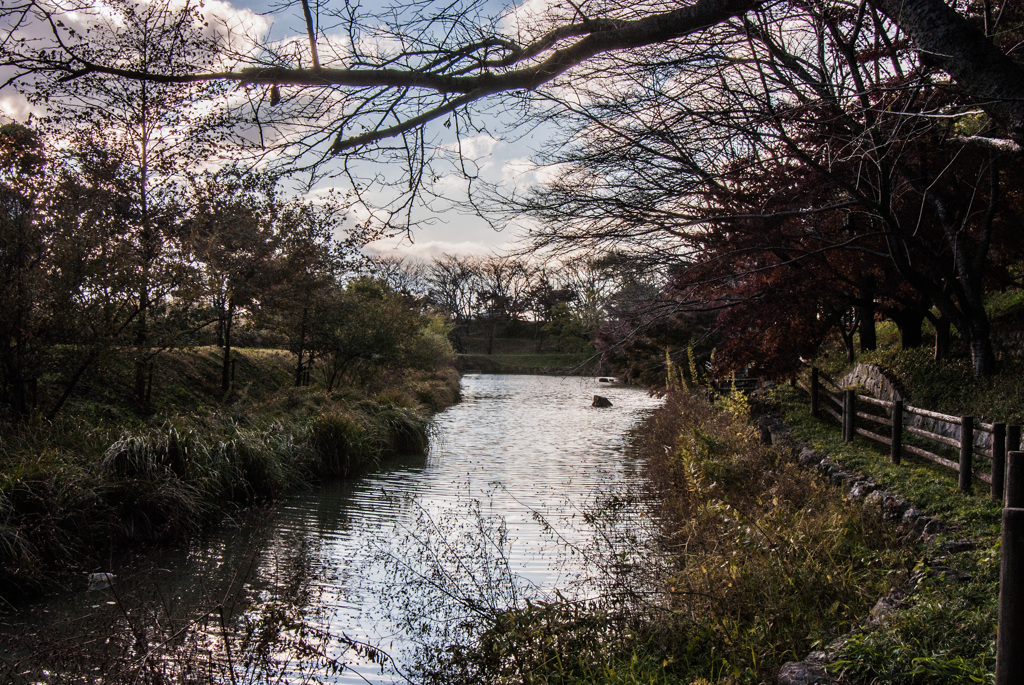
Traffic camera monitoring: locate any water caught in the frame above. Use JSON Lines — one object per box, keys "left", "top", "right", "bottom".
{"left": 0, "top": 374, "right": 661, "bottom": 683}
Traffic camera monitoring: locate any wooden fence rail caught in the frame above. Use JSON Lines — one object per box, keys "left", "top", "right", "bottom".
{"left": 800, "top": 367, "right": 1022, "bottom": 499}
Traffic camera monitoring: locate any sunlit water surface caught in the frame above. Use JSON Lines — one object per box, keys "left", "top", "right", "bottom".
{"left": 1, "top": 374, "right": 662, "bottom": 683}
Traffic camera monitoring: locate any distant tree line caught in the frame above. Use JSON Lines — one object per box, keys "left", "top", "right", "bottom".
{"left": 364, "top": 252, "right": 660, "bottom": 357}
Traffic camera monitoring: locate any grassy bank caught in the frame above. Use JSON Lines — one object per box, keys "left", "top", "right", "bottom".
{"left": 767, "top": 332, "right": 1012, "bottom": 683}
{"left": 425, "top": 389, "right": 912, "bottom": 683}
{"left": 0, "top": 347, "right": 461, "bottom": 599}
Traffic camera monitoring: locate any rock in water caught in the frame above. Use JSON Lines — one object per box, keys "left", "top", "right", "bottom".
{"left": 592, "top": 395, "right": 613, "bottom": 407}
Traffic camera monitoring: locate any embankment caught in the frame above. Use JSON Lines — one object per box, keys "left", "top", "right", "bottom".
{"left": 456, "top": 352, "right": 600, "bottom": 376}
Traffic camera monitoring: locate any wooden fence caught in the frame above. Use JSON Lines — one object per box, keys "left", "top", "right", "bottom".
{"left": 798, "top": 367, "right": 1022, "bottom": 499}
{"left": 793, "top": 367, "right": 1024, "bottom": 681}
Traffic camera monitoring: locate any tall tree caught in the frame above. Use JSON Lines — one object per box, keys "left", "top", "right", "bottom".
{"left": 0, "top": 123, "right": 46, "bottom": 417}
{"left": 184, "top": 167, "right": 287, "bottom": 396}
{"left": 23, "top": 0, "right": 227, "bottom": 401}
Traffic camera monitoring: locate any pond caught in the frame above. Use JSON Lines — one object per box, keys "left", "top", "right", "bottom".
{"left": 0, "top": 374, "right": 662, "bottom": 683}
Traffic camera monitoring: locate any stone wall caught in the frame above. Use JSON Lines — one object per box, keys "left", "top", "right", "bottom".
{"left": 994, "top": 328, "right": 1024, "bottom": 360}
{"left": 840, "top": 363, "right": 904, "bottom": 403}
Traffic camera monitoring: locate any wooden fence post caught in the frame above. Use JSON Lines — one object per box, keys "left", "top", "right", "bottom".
{"left": 891, "top": 400, "right": 903, "bottom": 465}
{"left": 996, "top": 452, "right": 1024, "bottom": 684}
{"left": 1009, "top": 425, "right": 1022, "bottom": 454}
{"left": 1007, "top": 452, "right": 1024, "bottom": 509}
{"left": 993, "top": 423, "right": 1007, "bottom": 502}
{"left": 959, "top": 416, "right": 974, "bottom": 493}
{"left": 843, "top": 390, "right": 855, "bottom": 442}
{"left": 810, "top": 367, "right": 820, "bottom": 418}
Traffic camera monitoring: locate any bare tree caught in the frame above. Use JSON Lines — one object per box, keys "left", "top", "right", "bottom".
{"left": 512, "top": 2, "right": 1020, "bottom": 376}
{"left": 475, "top": 255, "right": 534, "bottom": 354}
{"left": 364, "top": 255, "right": 430, "bottom": 298}
{"left": 425, "top": 253, "right": 482, "bottom": 353}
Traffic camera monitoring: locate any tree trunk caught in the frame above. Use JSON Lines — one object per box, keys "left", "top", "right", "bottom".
{"left": 967, "top": 316, "right": 996, "bottom": 378}
{"left": 133, "top": 277, "right": 149, "bottom": 405}
{"left": 840, "top": 325, "right": 856, "bottom": 363}
{"left": 134, "top": 134, "right": 153, "bottom": 405}
{"left": 451, "top": 319, "right": 466, "bottom": 353}
{"left": 7, "top": 362, "right": 26, "bottom": 419}
{"left": 893, "top": 309, "right": 925, "bottom": 349}
{"left": 294, "top": 307, "right": 308, "bottom": 387}
{"left": 854, "top": 283, "right": 876, "bottom": 352}
{"left": 934, "top": 317, "right": 950, "bottom": 362}
{"left": 221, "top": 300, "right": 234, "bottom": 397}
{"left": 857, "top": 305, "right": 877, "bottom": 352}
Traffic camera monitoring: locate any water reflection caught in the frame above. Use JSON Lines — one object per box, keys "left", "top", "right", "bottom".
{"left": 0, "top": 375, "right": 661, "bottom": 683}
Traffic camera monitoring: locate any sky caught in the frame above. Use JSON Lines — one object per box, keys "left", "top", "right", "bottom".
{"left": 210, "top": 0, "right": 553, "bottom": 261}
{"left": 0, "top": 0, "right": 562, "bottom": 263}
{"left": 234, "top": 0, "right": 562, "bottom": 262}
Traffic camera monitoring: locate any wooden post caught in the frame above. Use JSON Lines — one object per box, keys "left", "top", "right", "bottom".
{"left": 810, "top": 367, "right": 820, "bottom": 418}
{"left": 959, "top": 416, "right": 974, "bottom": 493}
{"left": 997, "top": 452, "right": 1024, "bottom": 684}
{"left": 891, "top": 400, "right": 903, "bottom": 465}
{"left": 843, "top": 390, "right": 855, "bottom": 442}
{"left": 1007, "top": 452, "right": 1024, "bottom": 509}
{"left": 841, "top": 389, "right": 848, "bottom": 440}
{"left": 1009, "top": 425, "right": 1022, "bottom": 454}
{"left": 993, "top": 423, "right": 1007, "bottom": 502}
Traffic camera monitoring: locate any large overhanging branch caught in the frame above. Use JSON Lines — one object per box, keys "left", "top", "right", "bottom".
{"left": 9, "top": 0, "right": 760, "bottom": 152}
{"left": 5, "top": 0, "right": 1023, "bottom": 155}
{"left": 868, "top": 0, "right": 1024, "bottom": 148}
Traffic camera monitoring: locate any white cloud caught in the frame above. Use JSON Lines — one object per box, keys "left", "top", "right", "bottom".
{"left": 0, "top": 90, "right": 40, "bottom": 123}
{"left": 364, "top": 238, "right": 506, "bottom": 261}
{"left": 500, "top": 0, "right": 580, "bottom": 41}
{"left": 501, "top": 156, "right": 566, "bottom": 187}
{"left": 436, "top": 133, "right": 501, "bottom": 159}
